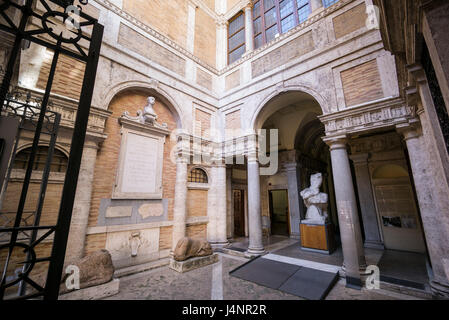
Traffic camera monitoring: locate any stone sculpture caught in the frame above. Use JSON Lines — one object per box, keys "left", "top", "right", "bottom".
{"left": 173, "top": 237, "right": 213, "bottom": 262}
{"left": 60, "top": 249, "right": 114, "bottom": 293}
{"left": 300, "top": 173, "right": 329, "bottom": 225}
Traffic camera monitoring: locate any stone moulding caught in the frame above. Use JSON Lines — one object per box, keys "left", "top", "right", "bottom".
{"left": 319, "top": 99, "right": 417, "bottom": 136}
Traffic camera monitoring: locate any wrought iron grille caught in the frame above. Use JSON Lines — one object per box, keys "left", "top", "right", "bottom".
{"left": 0, "top": 0, "right": 103, "bottom": 300}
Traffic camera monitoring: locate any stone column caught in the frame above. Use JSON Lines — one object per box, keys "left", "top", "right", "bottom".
{"left": 216, "top": 20, "right": 229, "bottom": 70}
{"left": 172, "top": 156, "right": 188, "bottom": 252}
{"left": 244, "top": 2, "right": 254, "bottom": 54}
{"left": 325, "top": 136, "right": 367, "bottom": 288}
{"left": 247, "top": 154, "right": 264, "bottom": 255}
{"left": 65, "top": 142, "right": 98, "bottom": 260}
{"left": 397, "top": 123, "right": 449, "bottom": 297}
{"left": 350, "top": 153, "right": 384, "bottom": 250}
{"left": 285, "top": 162, "right": 301, "bottom": 239}
{"left": 208, "top": 164, "right": 229, "bottom": 247}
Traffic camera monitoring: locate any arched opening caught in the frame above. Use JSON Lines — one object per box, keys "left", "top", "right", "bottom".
{"left": 229, "top": 90, "right": 338, "bottom": 248}
{"left": 188, "top": 167, "right": 209, "bottom": 184}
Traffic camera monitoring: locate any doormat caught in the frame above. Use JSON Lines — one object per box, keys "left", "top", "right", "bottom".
{"left": 230, "top": 256, "right": 339, "bottom": 300}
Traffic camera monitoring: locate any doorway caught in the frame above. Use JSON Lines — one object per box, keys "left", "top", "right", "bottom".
{"left": 269, "top": 190, "right": 290, "bottom": 236}
{"left": 233, "top": 189, "right": 245, "bottom": 237}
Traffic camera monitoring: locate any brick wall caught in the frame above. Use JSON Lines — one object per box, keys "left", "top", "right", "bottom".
{"left": 333, "top": 3, "right": 367, "bottom": 39}
{"left": 123, "top": 0, "right": 188, "bottom": 48}
{"left": 340, "top": 59, "right": 384, "bottom": 107}
{"left": 159, "top": 226, "right": 173, "bottom": 250}
{"left": 194, "top": 8, "right": 217, "bottom": 67}
{"left": 196, "top": 68, "right": 213, "bottom": 91}
{"left": 194, "top": 108, "right": 212, "bottom": 138}
{"left": 225, "top": 70, "right": 240, "bottom": 91}
{"left": 225, "top": 109, "right": 241, "bottom": 130}
{"left": 187, "top": 189, "right": 208, "bottom": 218}
{"left": 118, "top": 24, "right": 186, "bottom": 77}
{"left": 36, "top": 49, "right": 85, "bottom": 100}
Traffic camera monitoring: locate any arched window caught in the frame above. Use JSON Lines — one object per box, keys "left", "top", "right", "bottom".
{"left": 188, "top": 168, "right": 208, "bottom": 183}
{"left": 13, "top": 146, "right": 68, "bottom": 173}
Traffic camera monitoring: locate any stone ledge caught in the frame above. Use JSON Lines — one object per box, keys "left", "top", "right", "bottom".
{"left": 114, "top": 258, "right": 170, "bottom": 278}
{"left": 169, "top": 254, "right": 219, "bottom": 273}
{"left": 59, "top": 279, "right": 120, "bottom": 300}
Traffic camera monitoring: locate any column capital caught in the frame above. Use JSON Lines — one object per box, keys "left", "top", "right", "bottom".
{"left": 323, "top": 135, "right": 348, "bottom": 151}
{"left": 349, "top": 153, "right": 370, "bottom": 164}
{"left": 396, "top": 122, "right": 422, "bottom": 141}
{"left": 244, "top": 0, "right": 254, "bottom": 11}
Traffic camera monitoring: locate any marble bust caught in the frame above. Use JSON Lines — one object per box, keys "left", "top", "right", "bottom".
{"left": 143, "top": 96, "right": 157, "bottom": 124}
{"left": 300, "top": 173, "right": 329, "bottom": 225}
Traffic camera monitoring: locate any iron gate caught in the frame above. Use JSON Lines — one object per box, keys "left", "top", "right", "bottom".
{"left": 0, "top": 0, "right": 103, "bottom": 300}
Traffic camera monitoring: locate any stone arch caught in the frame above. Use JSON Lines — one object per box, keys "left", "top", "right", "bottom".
{"left": 16, "top": 142, "right": 70, "bottom": 158}
{"left": 250, "top": 84, "right": 329, "bottom": 131}
{"left": 102, "top": 80, "right": 184, "bottom": 129}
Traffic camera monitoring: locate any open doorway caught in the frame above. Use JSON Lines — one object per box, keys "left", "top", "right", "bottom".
{"left": 233, "top": 189, "right": 245, "bottom": 237}
{"left": 269, "top": 190, "right": 290, "bottom": 236}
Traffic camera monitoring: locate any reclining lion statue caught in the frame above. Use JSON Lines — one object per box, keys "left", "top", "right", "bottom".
{"left": 173, "top": 237, "right": 213, "bottom": 262}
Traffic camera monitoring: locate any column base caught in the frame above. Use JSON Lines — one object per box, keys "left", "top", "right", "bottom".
{"left": 430, "top": 279, "right": 449, "bottom": 299}
{"left": 246, "top": 247, "right": 266, "bottom": 258}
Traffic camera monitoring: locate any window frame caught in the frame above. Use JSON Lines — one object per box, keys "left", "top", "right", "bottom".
{"left": 227, "top": 11, "right": 246, "bottom": 65}
{"left": 188, "top": 167, "right": 209, "bottom": 184}
{"left": 252, "top": 0, "right": 312, "bottom": 49}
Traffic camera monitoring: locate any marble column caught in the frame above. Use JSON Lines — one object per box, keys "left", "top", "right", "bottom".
{"left": 350, "top": 153, "right": 384, "bottom": 250}
{"left": 325, "top": 136, "right": 367, "bottom": 287}
{"left": 285, "top": 162, "right": 301, "bottom": 239}
{"left": 172, "top": 156, "right": 188, "bottom": 252}
{"left": 65, "top": 142, "right": 98, "bottom": 260}
{"left": 247, "top": 155, "right": 264, "bottom": 255}
{"left": 397, "top": 123, "right": 449, "bottom": 297}
{"left": 208, "top": 164, "right": 229, "bottom": 247}
{"left": 244, "top": 2, "right": 254, "bottom": 54}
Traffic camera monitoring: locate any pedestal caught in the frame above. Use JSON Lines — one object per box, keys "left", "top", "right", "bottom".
{"left": 169, "top": 254, "right": 219, "bottom": 273}
{"left": 300, "top": 222, "right": 336, "bottom": 254}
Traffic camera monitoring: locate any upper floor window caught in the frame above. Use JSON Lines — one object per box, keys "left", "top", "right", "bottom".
{"left": 188, "top": 168, "right": 208, "bottom": 184}
{"left": 228, "top": 12, "right": 246, "bottom": 64}
{"left": 252, "top": 0, "right": 311, "bottom": 49}
{"left": 322, "top": 0, "right": 339, "bottom": 8}
{"left": 13, "top": 146, "right": 68, "bottom": 173}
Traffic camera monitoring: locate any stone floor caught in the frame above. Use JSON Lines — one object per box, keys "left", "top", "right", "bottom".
{"left": 104, "top": 253, "right": 420, "bottom": 300}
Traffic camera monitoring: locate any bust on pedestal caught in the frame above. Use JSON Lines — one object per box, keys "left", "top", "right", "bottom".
{"left": 300, "top": 173, "right": 335, "bottom": 254}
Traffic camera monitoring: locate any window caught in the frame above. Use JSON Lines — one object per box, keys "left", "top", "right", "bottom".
{"left": 322, "top": 0, "right": 339, "bottom": 8}
{"left": 228, "top": 12, "right": 246, "bottom": 64}
{"left": 13, "top": 146, "right": 68, "bottom": 173}
{"left": 252, "top": 0, "right": 311, "bottom": 49}
{"left": 188, "top": 168, "right": 208, "bottom": 183}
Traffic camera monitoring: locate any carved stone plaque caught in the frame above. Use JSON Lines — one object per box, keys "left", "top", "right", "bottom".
{"left": 113, "top": 116, "right": 168, "bottom": 200}
{"left": 121, "top": 133, "right": 158, "bottom": 194}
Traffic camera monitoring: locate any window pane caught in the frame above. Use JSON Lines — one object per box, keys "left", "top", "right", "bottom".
{"left": 323, "top": 0, "right": 339, "bottom": 8}
{"left": 253, "top": 1, "right": 261, "bottom": 18}
{"left": 254, "top": 16, "right": 263, "bottom": 35}
{"left": 280, "top": 0, "right": 294, "bottom": 19}
{"left": 265, "top": 24, "right": 278, "bottom": 42}
{"left": 264, "top": 7, "right": 277, "bottom": 27}
{"left": 254, "top": 34, "right": 263, "bottom": 49}
{"left": 229, "top": 13, "right": 244, "bottom": 36}
{"left": 229, "top": 45, "right": 246, "bottom": 64}
{"left": 229, "top": 29, "right": 245, "bottom": 51}
{"left": 281, "top": 14, "right": 295, "bottom": 33}
{"left": 296, "top": 0, "right": 309, "bottom": 8}
{"left": 298, "top": 2, "right": 310, "bottom": 23}
{"left": 264, "top": 0, "right": 276, "bottom": 11}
